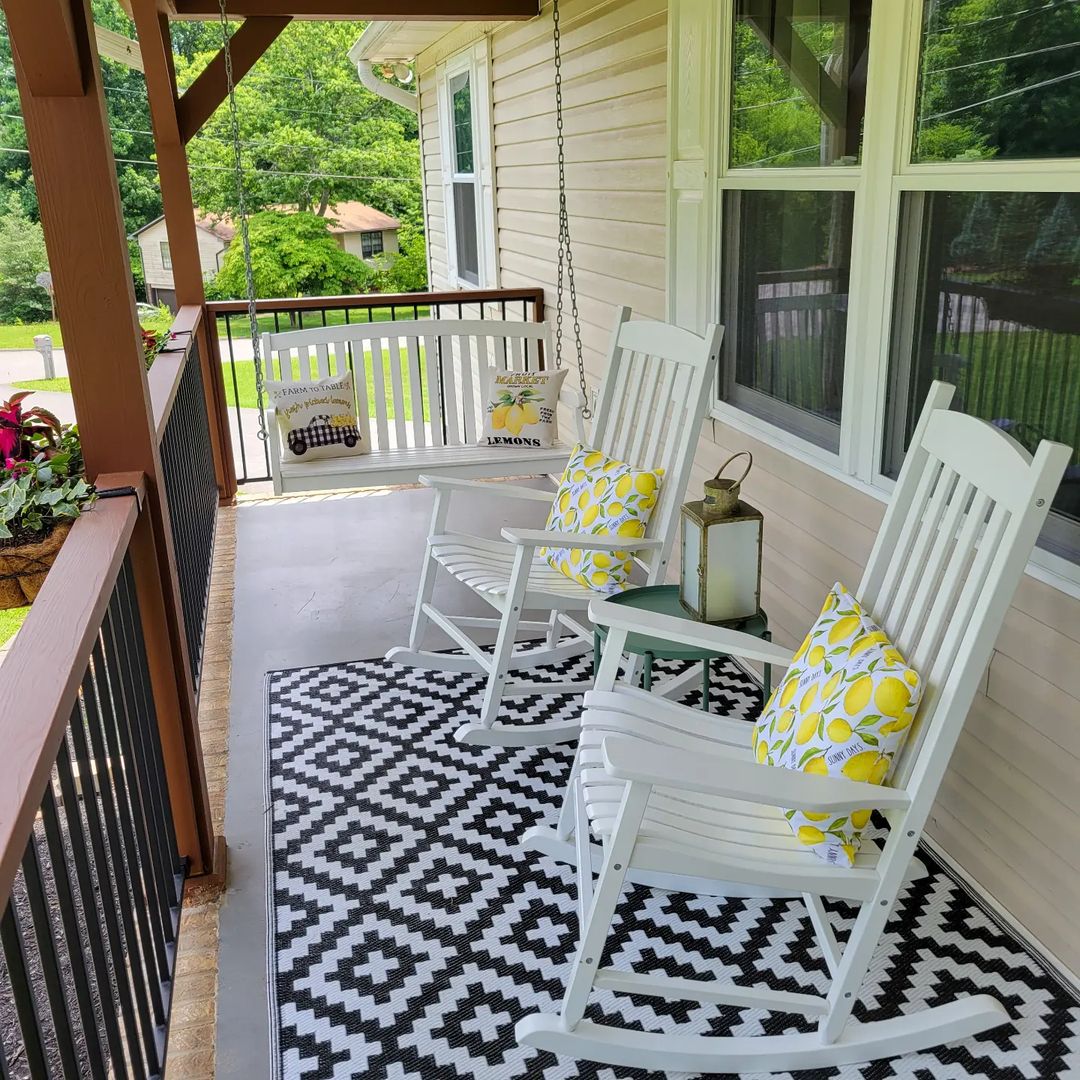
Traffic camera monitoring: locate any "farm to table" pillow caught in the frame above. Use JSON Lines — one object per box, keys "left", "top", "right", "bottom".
{"left": 751, "top": 582, "right": 924, "bottom": 866}
{"left": 267, "top": 371, "right": 367, "bottom": 464}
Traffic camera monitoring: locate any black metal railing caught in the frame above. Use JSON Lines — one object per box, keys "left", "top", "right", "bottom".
{"left": 0, "top": 489, "right": 185, "bottom": 1079}
{"left": 206, "top": 288, "right": 545, "bottom": 485}
{"left": 158, "top": 332, "right": 219, "bottom": 691}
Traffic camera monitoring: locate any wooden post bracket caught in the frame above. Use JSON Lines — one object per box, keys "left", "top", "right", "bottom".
{"left": 176, "top": 15, "right": 291, "bottom": 144}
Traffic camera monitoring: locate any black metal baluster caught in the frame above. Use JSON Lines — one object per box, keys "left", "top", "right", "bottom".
{"left": 223, "top": 315, "right": 249, "bottom": 483}
{"left": 83, "top": 654, "right": 161, "bottom": 1076}
{"left": 40, "top": 783, "right": 109, "bottom": 1080}
{"left": 21, "top": 834, "right": 81, "bottom": 1076}
{"left": 55, "top": 730, "right": 131, "bottom": 1080}
{"left": 0, "top": 898, "right": 49, "bottom": 1080}
{"left": 103, "top": 598, "right": 175, "bottom": 960}
{"left": 118, "top": 561, "right": 181, "bottom": 870}
{"left": 93, "top": 622, "right": 169, "bottom": 1032}
{"left": 68, "top": 682, "right": 149, "bottom": 1080}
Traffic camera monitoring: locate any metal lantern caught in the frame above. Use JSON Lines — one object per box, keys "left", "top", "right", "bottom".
{"left": 679, "top": 451, "right": 763, "bottom": 624}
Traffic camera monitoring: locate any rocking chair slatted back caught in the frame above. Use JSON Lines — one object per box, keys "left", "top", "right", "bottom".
{"left": 587, "top": 307, "right": 723, "bottom": 577}
{"left": 856, "top": 382, "right": 1072, "bottom": 792}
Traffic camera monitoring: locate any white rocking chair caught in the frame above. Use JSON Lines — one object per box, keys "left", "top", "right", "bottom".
{"left": 386, "top": 307, "right": 723, "bottom": 747}
{"left": 517, "top": 382, "right": 1072, "bottom": 1072}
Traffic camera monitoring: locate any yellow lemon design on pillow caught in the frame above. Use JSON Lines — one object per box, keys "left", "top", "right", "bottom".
{"left": 750, "top": 582, "right": 924, "bottom": 867}
{"left": 542, "top": 444, "right": 665, "bottom": 594}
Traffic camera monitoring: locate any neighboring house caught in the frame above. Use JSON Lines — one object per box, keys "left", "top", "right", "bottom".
{"left": 132, "top": 202, "right": 401, "bottom": 310}
{"left": 351, "top": 1, "right": 1080, "bottom": 980}
{"left": 133, "top": 213, "right": 234, "bottom": 311}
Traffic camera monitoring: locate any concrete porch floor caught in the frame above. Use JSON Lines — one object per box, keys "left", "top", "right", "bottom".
{"left": 212, "top": 480, "right": 554, "bottom": 1078}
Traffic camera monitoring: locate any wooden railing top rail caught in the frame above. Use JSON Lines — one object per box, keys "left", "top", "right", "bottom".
{"left": 148, "top": 304, "right": 202, "bottom": 441}
{"left": 0, "top": 472, "right": 145, "bottom": 907}
{"left": 205, "top": 287, "right": 545, "bottom": 315}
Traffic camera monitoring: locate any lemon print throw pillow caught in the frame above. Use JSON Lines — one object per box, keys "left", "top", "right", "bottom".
{"left": 542, "top": 444, "right": 664, "bottom": 594}
{"left": 751, "top": 582, "right": 924, "bottom": 867}
{"left": 480, "top": 368, "right": 567, "bottom": 449}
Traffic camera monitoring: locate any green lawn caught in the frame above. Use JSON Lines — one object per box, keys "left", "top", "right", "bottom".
{"left": 0, "top": 321, "right": 62, "bottom": 349}
{"left": 0, "top": 606, "right": 29, "bottom": 648}
{"left": 13, "top": 377, "right": 71, "bottom": 393}
{"left": 222, "top": 355, "right": 432, "bottom": 422}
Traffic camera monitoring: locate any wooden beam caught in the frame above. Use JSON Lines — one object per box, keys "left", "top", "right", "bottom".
{"left": 131, "top": 0, "right": 237, "bottom": 501}
{"left": 9, "top": 0, "right": 216, "bottom": 876}
{"left": 745, "top": 6, "right": 847, "bottom": 130}
{"left": 3, "top": 0, "right": 87, "bottom": 96}
{"left": 176, "top": 15, "right": 290, "bottom": 144}
{"left": 168, "top": 0, "right": 538, "bottom": 18}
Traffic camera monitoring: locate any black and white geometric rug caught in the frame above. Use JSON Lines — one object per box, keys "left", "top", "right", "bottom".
{"left": 265, "top": 653, "right": 1080, "bottom": 1080}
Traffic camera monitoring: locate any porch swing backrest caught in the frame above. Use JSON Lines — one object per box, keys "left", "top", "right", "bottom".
{"left": 851, "top": 382, "right": 1071, "bottom": 796}
{"left": 259, "top": 317, "right": 586, "bottom": 493}
{"left": 584, "top": 311, "right": 722, "bottom": 575}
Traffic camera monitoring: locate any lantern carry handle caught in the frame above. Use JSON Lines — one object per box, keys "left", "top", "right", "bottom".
{"left": 711, "top": 451, "right": 753, "bottom": 489}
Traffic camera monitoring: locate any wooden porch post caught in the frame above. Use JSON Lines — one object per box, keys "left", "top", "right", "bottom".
{"left": 131, "top": 0, "right": 237, "bottom": 503}
{"left": 6, "top": 0, "right": 217, "bottom": 876}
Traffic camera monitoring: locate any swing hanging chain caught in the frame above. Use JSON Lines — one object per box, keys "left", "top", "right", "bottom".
{"left": 552, "top": 0, "right": 591, "bottom": 420}
{"left": 217, "top": 0, "right": 270, "bottom": 442}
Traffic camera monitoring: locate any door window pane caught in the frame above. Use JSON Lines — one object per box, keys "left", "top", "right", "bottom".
{"left": 450, "top": 71, "right": 474, "bottom": 174}
{"left": 730, "top": 0, "right": 872, "bottom": 168}
{"left": 913, "top": 0, "right": 1080, "bottom": 163}
{"left": 721, "top": 189, "right": 854, "bottom": 450}
{"left": 885, "top": 191, "right": 1080, "bottom": 559}
{"left": 453, "top": 181, "right": 479, "bottom": 285}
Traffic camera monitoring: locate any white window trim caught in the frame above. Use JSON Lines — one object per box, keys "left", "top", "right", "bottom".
{"left": 668, "top": 0, "right": 1080, "bottom": 595}
{"left": 436, "top": 39, "right": 498, "bottom": 289}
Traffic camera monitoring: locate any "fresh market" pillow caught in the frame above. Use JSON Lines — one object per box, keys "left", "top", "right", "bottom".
{"left": 479, "top": 368, "right": 566, "bottom": 449}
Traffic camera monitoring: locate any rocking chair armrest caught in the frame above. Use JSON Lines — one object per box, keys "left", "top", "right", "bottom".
{"left": 587, "top": 599, "right": 793, "bottom": 668}
{"left": 501, "top": 527, "right": 665, "bottom": 552}
{"left": 419, "top": 475, "right": 557, "bottom": 503}
{"left": 601, "top": 737, "right": 912, "bottom": 814}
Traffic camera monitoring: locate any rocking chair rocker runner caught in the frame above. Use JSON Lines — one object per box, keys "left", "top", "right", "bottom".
{"left": 517, "top": 383, "right": 1072, "bottom": 1071}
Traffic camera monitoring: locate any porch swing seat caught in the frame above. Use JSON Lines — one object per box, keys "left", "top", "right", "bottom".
{"left": 261, "top": 317, "right": 585, "bottom": 495}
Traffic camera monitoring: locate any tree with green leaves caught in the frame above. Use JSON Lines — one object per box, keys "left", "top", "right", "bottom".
{"left": 208, "top": 210, "right": 376, "bottom": 300}
{"left": 180, "top": 21, "right": 422, "bottom": 227}
{"left": 0, "top": 194, "right": 50, "bottom": 322}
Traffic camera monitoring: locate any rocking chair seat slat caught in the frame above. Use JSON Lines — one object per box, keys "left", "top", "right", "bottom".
{"left": 430, "top": 534, "right": 594, "bottom": 605}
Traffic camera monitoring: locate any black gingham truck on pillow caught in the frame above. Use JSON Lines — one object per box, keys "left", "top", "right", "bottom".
{"left": 287, "top": 414, "right": 360, "bottom": 456}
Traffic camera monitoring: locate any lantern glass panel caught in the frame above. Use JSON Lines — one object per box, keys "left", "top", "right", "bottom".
{"left": 680, "top": 512, "right": 702, "bottom": 614}
{"left": 704, "top": 517, "right": 761, "bottom": 622}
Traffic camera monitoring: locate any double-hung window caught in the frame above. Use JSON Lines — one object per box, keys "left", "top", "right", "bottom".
{"left": 160, "top": 241, "right": 172, "bottom": 271}
{"left": 673, "top": 0, "right": 1080, "bottom": 570}
{"left": 361, "top": 231, "right": 384, "bottom": 259}
{"left": 437, "top": 41, "right": 497, "bottom": 288}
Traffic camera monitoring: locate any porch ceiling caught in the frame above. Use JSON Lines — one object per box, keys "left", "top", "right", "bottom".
{"left": 145, "top": 0, "right": 537, "bottom": 18}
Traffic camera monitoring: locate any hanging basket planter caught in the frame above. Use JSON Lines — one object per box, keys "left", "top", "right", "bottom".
{"left": 0, "top": 521, "right": 72, "bottom": 608}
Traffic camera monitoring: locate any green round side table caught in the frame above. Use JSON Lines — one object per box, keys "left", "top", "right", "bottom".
{"left": 593, "top": 584, "right": 770, "bottom": 711}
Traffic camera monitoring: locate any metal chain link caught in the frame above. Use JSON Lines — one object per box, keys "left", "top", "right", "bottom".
{"left": 552, "top": 0, "right": 591, "bottom": 419}
{"left": 217, "top": 0, "right": 269, "bottom": 442}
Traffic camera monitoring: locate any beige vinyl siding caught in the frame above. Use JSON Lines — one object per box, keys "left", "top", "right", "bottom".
{"left": 412, "top": 0, "right": 1080, "bottom": 981}
{"left": 137, "top": 218, "right": 225, "bottom": 290}
{"left": 415, "top": 0, "right": 667, "bottom": 346}
{"left": 692, "top": 421, "right": 1080, "bottom": 978}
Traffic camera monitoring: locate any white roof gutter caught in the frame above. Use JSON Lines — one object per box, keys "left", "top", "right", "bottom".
{"left": 355, "top": 61, "right": 418, "bottom": 114}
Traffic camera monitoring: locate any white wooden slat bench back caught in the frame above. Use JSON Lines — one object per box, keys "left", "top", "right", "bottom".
{"left": 260, "top": 318, "right": 585, "bottom": 494}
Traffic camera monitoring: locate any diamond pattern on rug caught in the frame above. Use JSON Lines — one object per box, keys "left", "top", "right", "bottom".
{"left": 266, "top": 654, "right": 1080, "bottom": 1080}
